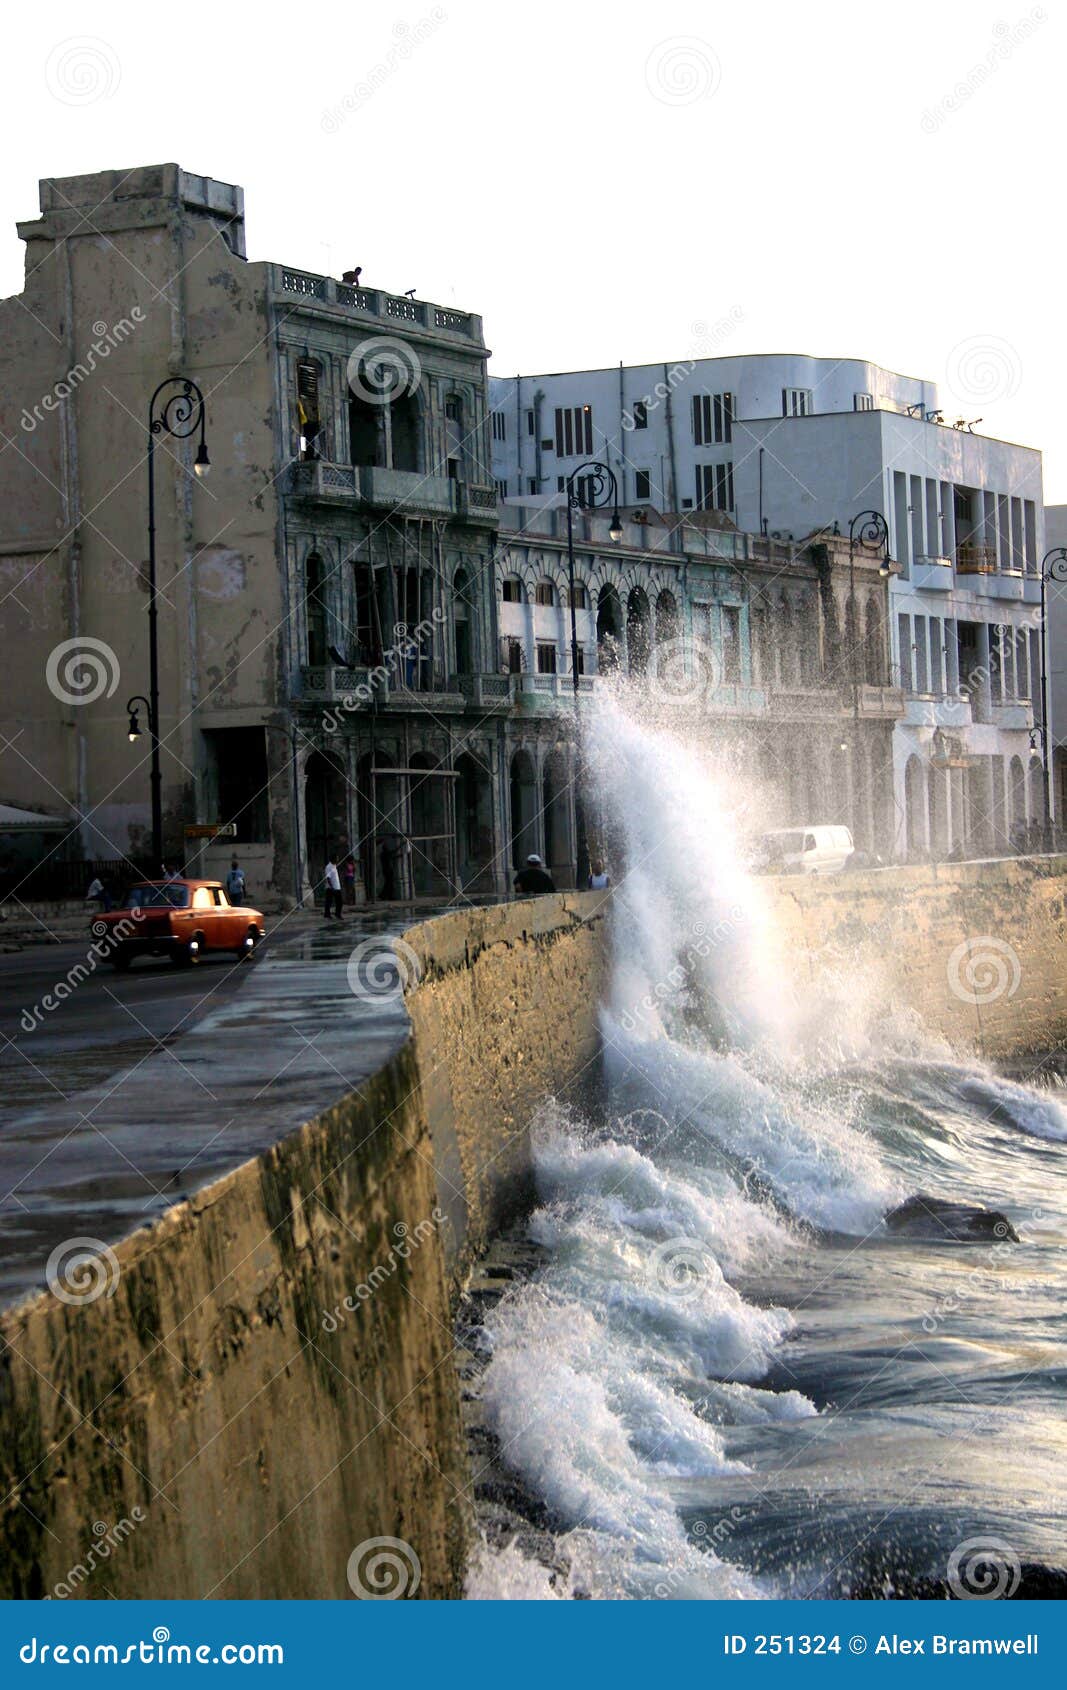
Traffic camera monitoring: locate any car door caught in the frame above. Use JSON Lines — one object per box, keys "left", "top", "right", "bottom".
{"left": 212, "top": 886, "right": 240, "bottom": 946}
{"left": 190, "top": 885, "right": 221, "bottom": 948}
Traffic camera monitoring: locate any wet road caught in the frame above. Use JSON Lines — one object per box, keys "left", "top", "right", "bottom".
{"left": 0, "top": 912, "right": 424, "bottom": 1308}
{"left": 0, "top": 936, "right": 262, "bottom": 1123}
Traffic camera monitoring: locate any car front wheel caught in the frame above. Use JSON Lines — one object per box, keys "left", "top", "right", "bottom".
{"left": 237, "top": 927, "right": 259, "bottom": 960}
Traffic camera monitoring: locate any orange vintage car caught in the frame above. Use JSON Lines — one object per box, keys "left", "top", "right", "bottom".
{"left": 93, "top": 879, "right": 266, "bottom": 969}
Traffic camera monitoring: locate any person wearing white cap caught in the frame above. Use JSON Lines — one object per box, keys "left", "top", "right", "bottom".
{"left": 513, "top": 852, "right": 556, "bottom": 895}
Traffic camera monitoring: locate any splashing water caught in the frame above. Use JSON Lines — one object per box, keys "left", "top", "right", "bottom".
{"left": 471, "top": 691, "right": 1067, "bottom": 1600}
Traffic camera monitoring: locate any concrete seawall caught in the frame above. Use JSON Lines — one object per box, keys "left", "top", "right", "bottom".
{"left": 0, "top": 866, "right": 1063, "bottom": 1600}
{"left": 0, "top": 895, "right": 608, "bottom": 1600}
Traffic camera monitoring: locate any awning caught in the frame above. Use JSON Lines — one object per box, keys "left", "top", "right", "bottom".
{"left": 0, "top": 804, "right": 69, "bottom": 831}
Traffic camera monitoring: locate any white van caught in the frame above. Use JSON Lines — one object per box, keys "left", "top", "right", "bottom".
{"left": 757, "top": 825, "right": 854, "bottom": 876}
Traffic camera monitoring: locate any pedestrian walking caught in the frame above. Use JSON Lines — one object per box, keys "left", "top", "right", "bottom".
{"left": 226, "top": 857, "right": 246, "bottom": 906}
{"left": 323, "top": 853, "right": 343, "bottom": 919}
{"left": 342, "top": 853, "right": 357, "bottom": 906}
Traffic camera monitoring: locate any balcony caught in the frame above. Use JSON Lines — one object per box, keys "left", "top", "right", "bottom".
{"left": 991, "top": 700, "right": 1033, "bottom": 733}
{"left": 270, "top": 266, "right": 479, "bottom": 342}
{"left": 289, "top": 461, "right": 497, "bottom": 524}
{"left": 955, "top": 542, "right": 997, "bottom": 575}
{"left": 298, "top": 666, "right": 466, "bottom": 710}
{"left": 912, "top": 555, "right": 954, "bottom": 590}
{"left": 902, "top": 692, "right": 973, "bottom": 729}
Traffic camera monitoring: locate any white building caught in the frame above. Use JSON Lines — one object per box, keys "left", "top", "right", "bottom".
{"left": 1040, "top": 504, "right": 1067, "bottom": 830}
{"left": 491, "top": 354, "right": 1046, "bottom": 857}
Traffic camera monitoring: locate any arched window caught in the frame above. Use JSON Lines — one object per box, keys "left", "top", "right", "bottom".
{"left": 535, "top": 580, "right": 556, "bottom": 606}
{"left": 502, "top": 576, "right": 525, "bottom": 604}
{"left": 627, "top": 588, "right": 651, "bottom": 675}
{"left": 655, "top": 590, "right": 678, "bottom": 646}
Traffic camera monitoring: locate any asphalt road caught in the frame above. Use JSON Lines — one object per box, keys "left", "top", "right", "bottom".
{"left": 0, "top": 937, "right": 263, "bottom": 1126}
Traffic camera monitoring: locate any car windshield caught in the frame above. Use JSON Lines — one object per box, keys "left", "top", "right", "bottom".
{"left": 125, "top": 884, "right": 191, "bottom": 909}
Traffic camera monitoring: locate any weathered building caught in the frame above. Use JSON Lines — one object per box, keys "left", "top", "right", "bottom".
{"left": 491, "top": 356, "right": 1047, "bottom": 858}
{"left": 0, "top": 164, "right": 901, "bottom": 905}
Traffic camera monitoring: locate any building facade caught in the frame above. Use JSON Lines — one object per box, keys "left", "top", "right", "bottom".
{"left": 0, "top": 167, "right": 928, "bottom": 904}
{"left": 491, "top": 357, "right": 1047, "bottom": 858}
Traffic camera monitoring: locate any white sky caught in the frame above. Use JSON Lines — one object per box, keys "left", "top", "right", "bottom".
{"left": 3, "top": 0, "right": 1064, "bottom": 495}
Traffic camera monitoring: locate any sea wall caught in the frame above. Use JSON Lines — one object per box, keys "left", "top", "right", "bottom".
{"left": 769, "top": 855, "right": 1067, "bottom": 1060}
{"left": 0, "top": 894, "right": 608, "bottom": 1602}
{"left": 0, "top": 865, "right": 1062, "bottom": 1601}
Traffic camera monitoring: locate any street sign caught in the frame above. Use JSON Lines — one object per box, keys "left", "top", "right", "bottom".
{"left": 183, "top": 823, "right": 238, "bottom": 838}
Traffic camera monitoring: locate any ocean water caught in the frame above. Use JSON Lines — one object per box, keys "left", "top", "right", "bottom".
{"left": 466, "top": 694, "right": 1067, "bottom": 1601}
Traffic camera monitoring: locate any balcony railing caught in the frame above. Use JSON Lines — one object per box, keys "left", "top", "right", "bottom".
{"left": 956, "top": 542, "right": 998, "bottom": 574}
{"left": 273, "top": 266, "right": 477, "bottom": 339}
{"left": 289, "top": 461, "right": 497, "bottom": 523}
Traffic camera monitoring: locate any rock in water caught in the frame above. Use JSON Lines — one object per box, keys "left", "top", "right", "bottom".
{"left": 885, "top": 1194, "right": 1020, "bottom": 1244}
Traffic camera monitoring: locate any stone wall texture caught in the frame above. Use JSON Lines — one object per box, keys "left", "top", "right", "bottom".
{"left": 0, "top": 868, "right": 1061, "bottom": 1600}
{"left": 770, "top": 856, "right": 1067, "bottom": 1060}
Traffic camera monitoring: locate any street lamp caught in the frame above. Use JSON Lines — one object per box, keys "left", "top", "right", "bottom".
{"left": 1038, "top": 546, "right": 1067, "bottom": 848}
{"left": 846, "top": 509, "right": 891, "bottom": 842}
{"left": 141, "top": 377, "right": 210, "bottom": 867}
{"left": 564, "top": 460, "right": 622, "bottom": 708}
{"left": 126, "top": 694, "right": 152, "bottom": 743}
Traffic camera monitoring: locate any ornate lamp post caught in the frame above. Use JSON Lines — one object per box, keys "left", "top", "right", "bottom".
{"left": 564, "top": 461, "right": 622, "bottom": 709}
{"left": 1038, "top": 546, "right": 1067, "bottom": 847}
{"left": 563, "top": 461, "right": 622, "bottom": 885}
{"left": 845, "top": 509, "right": 891, "bottom": 842}
{"left": 141, "top": 378, "right": 210, "bottom": 867}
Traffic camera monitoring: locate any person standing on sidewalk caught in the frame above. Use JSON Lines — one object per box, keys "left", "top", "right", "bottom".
{"left": 226, "top": 858, "right": 246, "bottom": 907}
{"left": 323, "top": 854, "right": 343, "bottom": 920}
